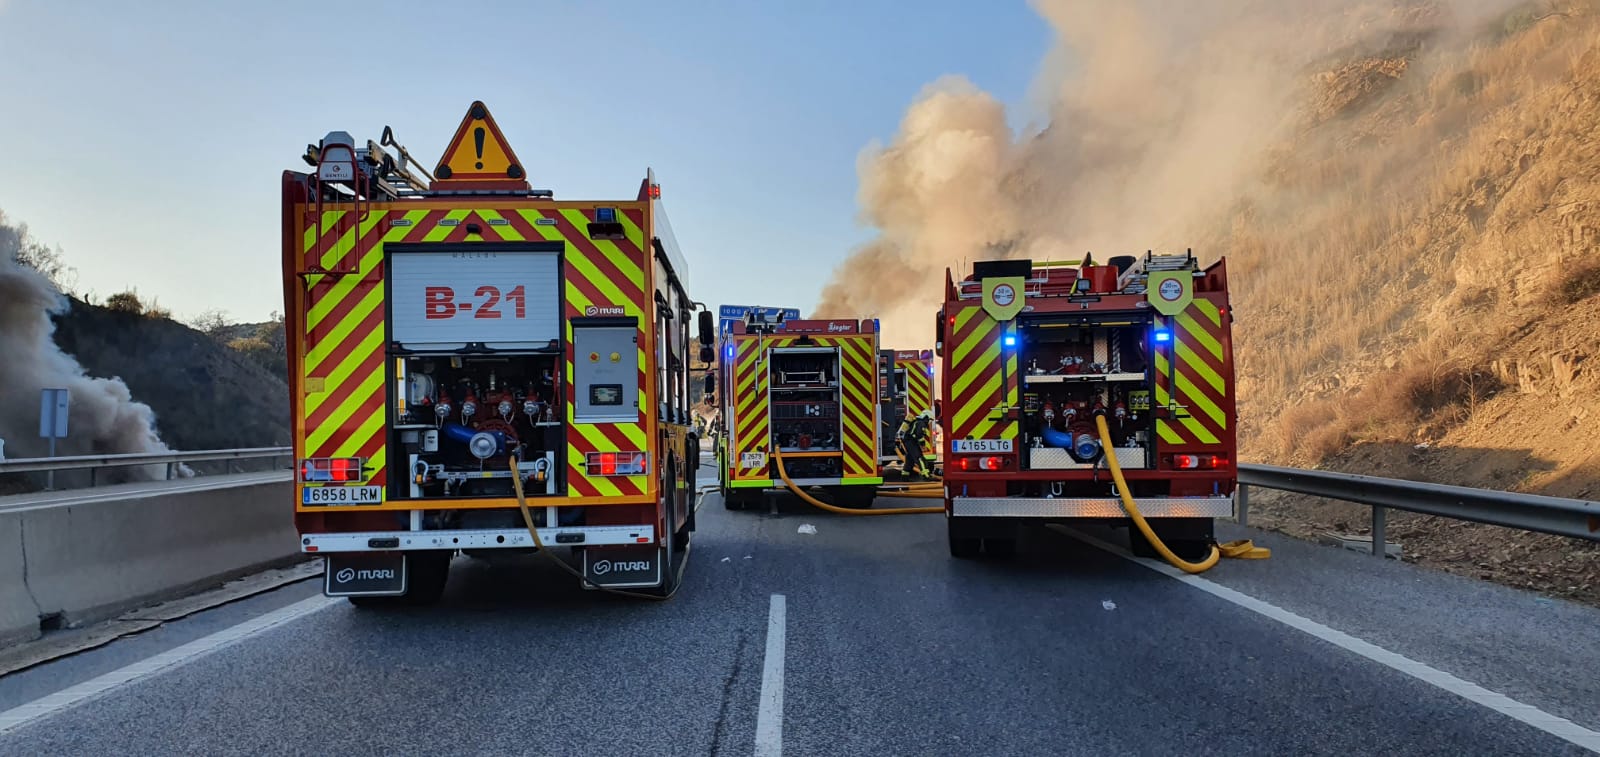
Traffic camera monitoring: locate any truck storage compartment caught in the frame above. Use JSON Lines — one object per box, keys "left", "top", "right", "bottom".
{"left": 769, "top": 348, "right": 843, "bottom": 453}
{"left": 1017, "top": 315, "right": 1155, "bottom": 471}
{"left": 390, "top": 353, "right": 563, "bottom": 499}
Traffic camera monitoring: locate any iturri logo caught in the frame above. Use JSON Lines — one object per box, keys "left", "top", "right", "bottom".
{"left": 591, "top": 558, "right": 651, "bottom": 576}
{"left": 585, "top": 305, "right": 626, "bottom": 317}
{"left": 335, "top": 568, "right": 356, "bottom": 583}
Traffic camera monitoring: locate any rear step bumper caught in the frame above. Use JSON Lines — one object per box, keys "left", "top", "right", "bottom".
{"left": 301, "top": 524, "right": 656, "bottom": 553}
{"left": 950, "top": 496, "right": 1233, "bottom": 519}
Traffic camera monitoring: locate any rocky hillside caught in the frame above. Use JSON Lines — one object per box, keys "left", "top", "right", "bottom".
{"left": 1221, "top": 1, "right": 1600, "bottom": 602}
{"left": 51, "top": 301, "right": 291, "bottom": 452}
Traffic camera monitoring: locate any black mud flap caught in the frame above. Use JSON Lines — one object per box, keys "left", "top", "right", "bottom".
{"left": 325, "top": 552, "right": 408, "bottom": 597}
{"left": 581, "top": 546, "right": 662, "bottom": 589}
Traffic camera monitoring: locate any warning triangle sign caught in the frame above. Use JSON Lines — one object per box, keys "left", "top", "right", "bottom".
{"left": 430, "top": 101, "right": 530, "bottom": 192}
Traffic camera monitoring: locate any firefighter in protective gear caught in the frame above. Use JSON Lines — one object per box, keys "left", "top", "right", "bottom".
{"left": 896, "top": 409, "right": 938, "bottom": 480}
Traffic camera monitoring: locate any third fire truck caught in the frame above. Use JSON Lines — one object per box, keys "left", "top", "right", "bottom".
{"left": 936, "top": 252, "right": 1237, "bottom": 559}
{"left": 717, "top": 313, "right": 884, "bottom": 510}
{"left": 878, "top": 349, "right": 938, "bottom": 478}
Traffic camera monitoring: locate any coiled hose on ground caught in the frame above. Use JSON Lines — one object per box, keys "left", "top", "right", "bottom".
{"left": 1091, "top": 415, "right": 1269, "bottom": 572}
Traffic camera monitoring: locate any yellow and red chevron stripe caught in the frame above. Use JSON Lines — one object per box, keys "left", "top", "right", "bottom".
{"left": 299, "top": 208, "right": 428, "bottom": 488}
{"left": 295, "top": 204, "right": 653, "bottom": 501}
{"left": 833, "top": 336, "right": 879, "bottom": 479}
{"left": 898, "top": 356, "right": 934, "bottom": 418}
{"left": 730, "top": 334, "right": 769, "bottom": 481}
{"left": 945, "top": 306, "right": 1019, "bottom": 441}
{"left": 1153, "top": 294, "right": 1232, "bottom": 448}
{"left": 552, "top": 208, "right": 650, "bottom": 499}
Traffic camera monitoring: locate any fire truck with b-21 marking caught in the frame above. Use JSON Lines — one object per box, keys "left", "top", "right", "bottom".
{"left": 282, "top": 101, "right": 715, "bottom": 603}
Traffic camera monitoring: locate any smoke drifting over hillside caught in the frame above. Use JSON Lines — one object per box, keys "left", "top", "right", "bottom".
{"left": 0, "top": 221, "right": 175, "bottom": 479}
{"left": 815, "top": 0, "right": 1518, "bottom": 345}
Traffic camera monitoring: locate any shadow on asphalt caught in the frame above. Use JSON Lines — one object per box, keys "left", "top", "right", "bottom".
{"left": 731, "top": 490, "right": 1148, "bottom": 580}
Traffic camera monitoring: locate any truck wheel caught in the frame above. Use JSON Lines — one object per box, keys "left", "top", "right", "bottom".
{"left": 724, "top": 489, "right": 750, "bottom": 510}
{"left": 828, "top": 486, "right": 876, "bottom": 510}
{"left": 1127, "top": 528, "right": 1159, "bottom": 558}
{"left": 400, "top": 551, "right": 451, "bottom": 605}
{"left": 981, "top": 538, "right": 1017, "bottom": 560}
{"left": 948, "top": 521, "right": 981, "bottom": 559}
{"left": 349, "top": 551, "right": 451, "bottom": 608}
{"left": 645, "top": 499, "right": 682, "bottom": 598}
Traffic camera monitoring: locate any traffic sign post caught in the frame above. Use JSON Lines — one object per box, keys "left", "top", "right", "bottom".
{"left": 39, "top": 388, "right": 69, "bottom": 490}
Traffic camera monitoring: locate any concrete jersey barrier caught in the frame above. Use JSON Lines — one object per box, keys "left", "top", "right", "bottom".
{"left": 0, "top": 472, "right": 300, "bottom": 646}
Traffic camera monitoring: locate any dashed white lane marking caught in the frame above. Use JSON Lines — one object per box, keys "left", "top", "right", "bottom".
{"left": 1059, "top": 527, "right": 1600, "bottom": 754}
{"left": 755, "top": 593, "right": 787, "bottom": 757}
{"left": 0, "top": 595, "right": 339, "bottom": 736}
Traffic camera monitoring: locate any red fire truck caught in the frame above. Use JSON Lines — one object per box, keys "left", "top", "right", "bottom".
{"left": 936, "top": 252, "right": 1237, "bottom": 560}
{"left": 716, "top": 314, "right": 883, "bottom": 510}
{"left": 282, "top": 101, "right": 713, "bottom": 603}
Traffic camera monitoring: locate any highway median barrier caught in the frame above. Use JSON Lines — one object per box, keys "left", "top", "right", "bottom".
{"left": 0, "top": 473, "right": 303, "bottom": 646}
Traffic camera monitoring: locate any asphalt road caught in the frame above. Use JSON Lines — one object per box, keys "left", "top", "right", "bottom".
{"left": 2, "top": 460, "right": 1598, "bottom": 756}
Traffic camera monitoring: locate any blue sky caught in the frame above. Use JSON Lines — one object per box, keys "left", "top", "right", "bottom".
{"left": 0, "top": 0, "right": 1049, "bottom": 323}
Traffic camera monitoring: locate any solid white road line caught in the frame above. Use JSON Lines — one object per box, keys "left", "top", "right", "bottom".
{"left": 1060, "top": 527, "right": 1600, "bottom": 754}
{"left": 755, "top": 593, "right": 787, "bottom": 757}
{"left": 0, "top": 595, "right": 340, "bottom": 736}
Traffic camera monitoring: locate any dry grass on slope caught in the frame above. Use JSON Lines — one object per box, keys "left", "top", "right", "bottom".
{"left": 1226, "top": 3, "right": 1600, "bottom": 605}
{"left": 1224, "top": 2, "right": 1600, "bottom": 467}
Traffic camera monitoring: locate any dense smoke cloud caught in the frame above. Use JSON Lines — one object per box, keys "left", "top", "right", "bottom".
{"left": 815, "top": 0, "right": 1518, "bottom": 346}
{"left": 0, "top": 219, "right": 175, "bottom": 480}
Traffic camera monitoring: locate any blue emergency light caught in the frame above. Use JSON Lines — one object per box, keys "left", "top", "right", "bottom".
{"left": 595, "top": 207, "right": 617, "bottom": 223}
{"left": 1003, "top": 334, "right": 1017, "bottom": 347}
{"left": 1153, "top": 328, "right": 1172, "bottom": 344}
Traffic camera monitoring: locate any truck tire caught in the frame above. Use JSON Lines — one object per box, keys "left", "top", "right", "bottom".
{"left": 981, "top": 538, "right": 1017, "bottom": 560}
{"left": 1128, "top": 519, "right": 1214, "bottom": 561}
{"left": 348, "top": 551, "right": 451, "bottom": 607}
{"left": 948, "top": 520, "right": 981, "bottom": 559}
{"left": 1127, "top": 528, "right": 1159, "bottom": 559}
{"left": 724, "top": 489, "right": 752, "bottom": 510}
{"left": 828, "top": 486, "right": 877, "bottom": 510}
{"left": 644, "top": 498, "right": 682, "bottom": 598}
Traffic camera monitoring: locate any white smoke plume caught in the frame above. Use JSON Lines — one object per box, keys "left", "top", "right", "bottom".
{"left": 815, "top": 0, "right": 1521, "bottom": 346}
{"left": 0, "top": 217, "right": 177, "bottom": 481}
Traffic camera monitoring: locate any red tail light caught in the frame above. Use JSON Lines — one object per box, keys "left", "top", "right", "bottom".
{"left": 586, "top": 451, "right": 647, "bottom": 476}
{"left": 955, "top": 455, "right": 1008, "bottom": 472}
{"left": 300, "top": 457, "right": 364, "bottom": 482}
{"left": 1171, "top": 454, "right": 1225, "bottom": 470}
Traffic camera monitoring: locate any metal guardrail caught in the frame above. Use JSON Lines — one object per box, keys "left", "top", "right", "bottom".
{"left": 1237, "top": 463, "right": 1600, "bottom": 558}
{"left": 0, "top": 447, "right": 292, "bottom": 489}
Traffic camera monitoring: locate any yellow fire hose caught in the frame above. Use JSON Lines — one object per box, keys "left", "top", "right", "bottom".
{"left": 758, "top": 413, "right": 1266, "bottom": 570}
{"left": 509, "top": 455, "right": 690, "bottom": 601}
{"left": 772, "top": 446, "right": 945, "bottom": 515}
{"left": 1092, "top": 415, "right": 1268, "bottom": 572}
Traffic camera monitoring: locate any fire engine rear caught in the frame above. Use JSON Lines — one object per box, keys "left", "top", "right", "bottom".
{"left": 282, "top": 102, "right": 713, "bottom": 603}
{"left": 937, "top": 252, "right": 1237, "bottom": 559}
{"left": 878, "top": 349, "right": 938, "bottom": 479}
{"left": 716, "top": 313, "right": 884, "bottom": 510}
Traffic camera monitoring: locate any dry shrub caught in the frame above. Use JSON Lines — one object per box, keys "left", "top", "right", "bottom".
{"left": 104, "top": 290, "right": 144, "bottom": 314}
{"left": 1277, "top": 398, "right": 1351, "bottom": 462}
{"left": 1560, "top": 258, "right": 1600, "bottom": 303}
{"left": 1351, "top": 347, "right": 1503, "bottom": 441}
